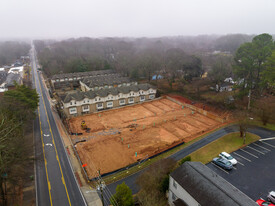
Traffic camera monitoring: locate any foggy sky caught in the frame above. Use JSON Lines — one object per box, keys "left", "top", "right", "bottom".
{"left": 0, "top": 0, "right": 274, "bottom": 39}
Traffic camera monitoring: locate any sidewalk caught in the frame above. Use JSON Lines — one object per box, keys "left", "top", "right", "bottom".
{"left": 40, "top": 73, "right": 102, "bottom": 206}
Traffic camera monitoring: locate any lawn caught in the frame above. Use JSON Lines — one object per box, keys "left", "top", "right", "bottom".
{"left": 188, "top": 132, "right": 260, "bottom": 164}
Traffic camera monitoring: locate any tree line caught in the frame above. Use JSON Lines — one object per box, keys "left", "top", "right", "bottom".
{"left": 34, "top": 34, "right": 255, "bottom": 80}
{"left": 0, "top": 84, "right": 39, "bottom": 206}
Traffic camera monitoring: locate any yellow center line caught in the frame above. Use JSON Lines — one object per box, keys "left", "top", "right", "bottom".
{"left": 34, "top": 56, "right": 72, "bottom": 206}
{"left": 35, "top": 72, "right": 53, "bottom": 205}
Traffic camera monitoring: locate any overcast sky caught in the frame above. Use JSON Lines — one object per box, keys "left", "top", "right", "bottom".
{"left": 0, "top": 0, "right": 274, "bottom": 39}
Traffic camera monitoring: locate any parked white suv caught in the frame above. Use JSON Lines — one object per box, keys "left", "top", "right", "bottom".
{"left": 267, "top": 191, "right": 275, "bottom": 203}
{"left": 219, "top": 152, "right": 237, "bottom": 165}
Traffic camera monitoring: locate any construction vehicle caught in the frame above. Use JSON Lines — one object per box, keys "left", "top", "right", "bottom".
{"left": 81, "top": 120, "right": 87, "bottom": 130}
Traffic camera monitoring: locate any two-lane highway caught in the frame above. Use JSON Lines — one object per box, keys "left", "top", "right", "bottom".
{"left": 31, "top": 45, "right": 87, "bottom": 206}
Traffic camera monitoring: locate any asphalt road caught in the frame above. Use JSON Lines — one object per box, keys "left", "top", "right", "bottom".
{"left": 107, "top": 124, "right": 275, "bottom": 196}
{"left": 32, "top": 45, "right": 87, "bottom": 206}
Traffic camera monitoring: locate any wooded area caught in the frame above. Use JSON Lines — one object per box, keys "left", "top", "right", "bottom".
{"left": 0, "top": 84, "right": 39, "bottom": 206}
{"left": 34, "top": 34, "right": 255, "bottom": 80}
{"left": 0, "top": 42, "right": 30, "bottom": 66}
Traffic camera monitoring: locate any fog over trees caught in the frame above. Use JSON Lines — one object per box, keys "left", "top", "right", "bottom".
{"left": 0, "top": 42, "right": 30, "bottom": 66}
{"left": 34, "top": 34, "right": 254, "bottom": 80}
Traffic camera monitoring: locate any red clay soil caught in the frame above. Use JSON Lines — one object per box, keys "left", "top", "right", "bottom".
{"left": 69, "top": 98, "right": 225, "bottom": 178}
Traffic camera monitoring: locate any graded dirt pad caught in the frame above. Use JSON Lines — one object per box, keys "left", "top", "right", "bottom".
{"left": 69, "top": 98, "right": 224, "bottom": 178}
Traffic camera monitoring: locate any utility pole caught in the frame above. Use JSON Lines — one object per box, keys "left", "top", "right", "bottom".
{"left": 98, "top": 170, "right": 104, "bottom": 206}
{"left": 247, "top": 89, "right": 251, "bottom": 110}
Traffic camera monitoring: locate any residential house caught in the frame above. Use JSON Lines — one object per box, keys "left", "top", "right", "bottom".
{"left": 61, "top": 83, "right": 157, "bottom": 117}
{"left": 168, "top": 161, "right": 257, "bottom": 206}
{"left": 3, "top": 73, "right": 22, "bottom": 91}
{"left": 216, "top": 82, "right": 233, "bottom": 92}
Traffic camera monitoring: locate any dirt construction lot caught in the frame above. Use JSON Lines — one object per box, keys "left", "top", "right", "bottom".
{"left": 69, "top": 98, "right": 224, "bottom": 178}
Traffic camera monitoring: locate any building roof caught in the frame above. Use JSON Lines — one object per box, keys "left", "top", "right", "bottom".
{"left": 5, "top": 73, "right": 21, "bottom": 87}
{"left": 170, "top": 162, "right": 257, "bottom": 206}
{"left": 61, "top": 83, "right": 156, "bottom": 103}
{"left": 0, "top": 71, "right": 8, "bottom": 85}
{"left": 52, "top": 69, "right": 115, "bottom": 80}
{"left": 173, "top": 199, "right": 188, "bottom": 206}
{"left": 81, "top": 74, "right": 132, "bottom": 88}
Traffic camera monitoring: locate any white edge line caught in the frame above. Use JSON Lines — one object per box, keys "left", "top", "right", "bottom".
{"left": 33, "top": 119, "right": 38, "bottom": 206}
{"left": 261, "top": 141, "right": 275, "bottom": 149}
{"left": 246, "top": 146, "right": 265, "bottom": 155}
{"left": 233, "top": 152, "right": 251, "bottom": 162}
{"left": 237, "top": 161, "right": 244, "bottom": 166}
{"left": 210, "top": 162, "right": 229, "bottom": 174}
{"left": 37, "top": 70, "right": 88, "bottom": 206}
{"left": 240, "top": 149, "right": 258, "bottom": 158}
{"left": 252, "top": 143, "right": 271, "bottom": 151}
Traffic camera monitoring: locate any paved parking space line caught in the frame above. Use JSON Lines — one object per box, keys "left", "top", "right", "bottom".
{"left": 210, "top": 162, "right": 229, "bottom": 174}
{"left": 246, "top": 146, "right": 265, "bottom": 155}
{"left": 233, "top": 152, "right": 251, "bottom": 162}
{"left": 252, "top": 143, "right": 271, "bottom": 151}
{"left": 237, "top": 161, "right": 244, "bottom": 166}
{"left": 240, "top": 149, "right": 258, "bottom": 158}
{"left": 261, "top": 141, "right": 275, "bottom": 149}
{"left": 232, "top": 166, "right": 237, "bottom": 170}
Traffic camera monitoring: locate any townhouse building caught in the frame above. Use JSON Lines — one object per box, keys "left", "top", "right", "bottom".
{"left": 80, "top": 74, "right": 137, "bottom": 91}
{"left": 61, "top": 83, "right": 157, "bottom": 117}
{"left": 51, "top": 69, "right": 115, "bottom": 85}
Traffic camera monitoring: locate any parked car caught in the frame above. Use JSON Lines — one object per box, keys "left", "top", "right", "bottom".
{"left": 268, "top": 191, "right": 275, "bottom": 203}
{"left": 219, "top": 152, "right": 237, "bottom": 165}
{"left": 212, "top": 157, "right": 233, "bottom": 170}
{"left": 256, "top": 199, "right": 275, "bottom": 206}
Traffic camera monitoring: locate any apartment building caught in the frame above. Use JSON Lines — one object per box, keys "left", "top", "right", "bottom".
{"left": 61, "top": 83, "right": 157, "bottom": 117}
{"left": 80, "top": 74, "right": 137, "bottom": 91}
{"left": 51, "top": 69, "right": 115, "bottom": 85}
{"left": 169, "top": 162, "right": 257, "bottom": 206}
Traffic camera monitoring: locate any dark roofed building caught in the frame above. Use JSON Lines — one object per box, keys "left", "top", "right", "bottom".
{"left": 0, "top": 71, "right": 8, "bottom": 85}
{"left": 80, "top": 74, "right": 136, "bottom": 91}
{"left": 169, "top": 162, "right": 257, "bottom": 206}
{"left": 5, "top": 73, "right": 22, "bottom": 89}
{"left": 61, "top": 83, "right": 157, "bottom": 117}
{"left": 51, "top": 69, "right": 115, "bottom": 84}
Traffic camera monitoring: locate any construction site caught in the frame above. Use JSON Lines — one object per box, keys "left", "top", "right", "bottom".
{"left": 68, "top": 97, "right": 228, "bottom": 179}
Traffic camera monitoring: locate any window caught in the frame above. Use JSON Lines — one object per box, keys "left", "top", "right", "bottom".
{"left": 149, "top": 94, "right": 155, "bottom": 99}
{"left": 107, "top": 101, "right": 113, "bottom": 108}
{"left": 173, "top": 180, "right": 177, "bottom": 189}
{"left": 95, "top": 98, "right": 97, "bottom": 101}
{"left": 171, "top": 192, "right": 176, "bottom": 201}
{"left": 128, "top": 98, "right": 134, "bottom": 104}
{"left": 82, "top": 105, "right": 89, "bottom": 112}
{"left": 119, "top": 99, "right": 125, "bottom": 105}
{"left": 83, "top": 100, "right": 85, "bottom": 103}
{"left": 70, "top": 102, "right": 72, "bottom": 105}
{"left": 69, "top": 107, "right": 77, "bottom": 114}
{"left": 96, "top": 103, "right": 103, "bottom": 109}
{"left": 140, "top": 96, "right": 145, "bottom": 101}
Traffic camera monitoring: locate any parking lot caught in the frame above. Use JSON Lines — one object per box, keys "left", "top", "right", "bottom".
{"left": 207, "top": 138, "right": 275, "bottom": 201}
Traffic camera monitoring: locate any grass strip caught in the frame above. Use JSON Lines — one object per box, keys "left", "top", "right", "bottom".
{"left": 189, "top": 132, "right": 259, "bottom": 164}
